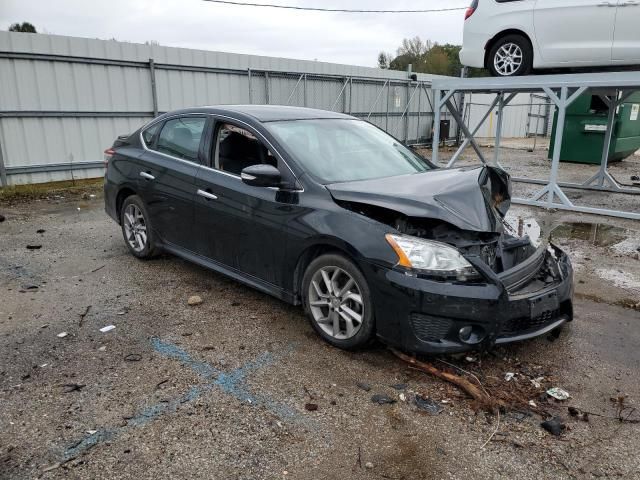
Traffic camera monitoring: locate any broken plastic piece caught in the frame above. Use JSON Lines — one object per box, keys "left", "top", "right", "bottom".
{"left": 99, "top": 325, "right": 116, "bottom": 333}
{"left": 57, "top": 332, "right": 68, "bottom": 338}
{"left": 547, "top": 387, "right": 570, "bottom": 400}
{"left": 505, "top": 372, "right": 515, "bottom": 382}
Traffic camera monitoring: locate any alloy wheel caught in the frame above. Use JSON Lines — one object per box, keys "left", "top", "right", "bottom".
{"left": 308, "top": 266, "right": 364, "bottom": 340}
{"left": 123, "top": 204, "right": 148, "bottom": 252}
{"left": 494, "top": 43, "right": 523, "bottom": 76}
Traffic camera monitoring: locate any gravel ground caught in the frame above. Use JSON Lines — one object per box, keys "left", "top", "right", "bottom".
{"left": 1, "top": 181, "right": 639, "bottom": 479}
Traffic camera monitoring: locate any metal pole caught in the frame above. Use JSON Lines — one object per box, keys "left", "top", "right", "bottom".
{"left": 265, "top": 71, "right": 270, "bottom": 104}
{"left": 385, "top": 81, "right": 391, "bottom": 130}
{"left": 0, "top": 126, "right": 7, "bottom": 187}
{"left": 432, "top": 89, "right": 441, "bottom": 164}
{"left": 303, "top": 74, "right": 307, "bottom": 107}
{"left": 248, "top": 68, "right": 253, "bottom": 104}
{"left": 595, "top": 92, "right": 617, "bottom": 187}
{"left": 149, "top": 58, "right": 158, "bottom": 117}
{"left": 286, "top": 74, "right": 304, "bottom": 105}
{"left": 405, "top": 80, "right": 411, "bottom": 143}
{"left": 547, "top": 87, "right": 568, "bottom": 206}
{"left": 348, "top": 77, "right": 353, "bottom": 114}
{"left": 493, "top": 92, "right": 505, "bottom": 166}
{"left": 456, "top": 67, "right": 468, "bottom": 146}
{"left": 366, "top": 79, "right": 388, "bottom": 120}
{"left": 416, "top": 84, "right": 422, "bottom": 143}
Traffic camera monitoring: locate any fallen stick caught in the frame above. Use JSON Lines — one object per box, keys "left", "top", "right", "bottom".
{"left": 391, "top": 349, "right": 495, "bottom": 408}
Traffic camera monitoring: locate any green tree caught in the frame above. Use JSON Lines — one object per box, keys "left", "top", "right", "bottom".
{"left": 8, "top": 22, "right": 37, "bottom": 33}
{"left": 379, "top": 37, "right": 488, "bottom": 77}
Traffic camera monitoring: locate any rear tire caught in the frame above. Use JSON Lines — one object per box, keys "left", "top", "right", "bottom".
{"left": 302, "top": 253, "right": 375, "bottom": 350}
{"left": 120, "top": 195, "right": 160, "bottom": 259}
{"left": 488, "top": 34, "right": 533, "bottom": 77}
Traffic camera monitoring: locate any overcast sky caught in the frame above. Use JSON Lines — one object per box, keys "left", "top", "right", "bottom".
{"left": 1, "top": 0, "right": 469, "bottom": 67}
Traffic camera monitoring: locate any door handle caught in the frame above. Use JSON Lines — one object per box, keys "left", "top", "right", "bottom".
{"left": 139, "top": 171, "right": 155, "bottom": 180}
{"left": 196, "top": 189, "right": 218, "bottom": 201}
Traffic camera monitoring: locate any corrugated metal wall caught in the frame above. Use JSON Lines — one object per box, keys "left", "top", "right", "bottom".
{"left": 0, "top": 31, "right": 455, "bottom": 186}
{"left": 463, "top": 92, "right": 551, "bottom": 139}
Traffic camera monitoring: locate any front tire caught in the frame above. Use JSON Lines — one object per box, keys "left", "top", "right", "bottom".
{"left": 120, "top": 195, "right": 159, "bottom": 259}
{"left": 302, "top": 253, "right": 375, "bottom": 350}
{"left": 488, "top": 34, "right": 533, "bottom": 77}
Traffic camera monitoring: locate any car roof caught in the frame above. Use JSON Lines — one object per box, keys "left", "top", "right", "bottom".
{"left": 163, "top": 105, "right": 355, "bottom": 123}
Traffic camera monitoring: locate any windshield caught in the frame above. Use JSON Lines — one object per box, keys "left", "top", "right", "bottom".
{"left": 266, "top": 119, "right": 434, "bottom": 183}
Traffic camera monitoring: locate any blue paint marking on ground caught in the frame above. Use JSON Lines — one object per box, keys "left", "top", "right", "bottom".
{"left": 63, "top": 338, "right": 299, "bottom": 460}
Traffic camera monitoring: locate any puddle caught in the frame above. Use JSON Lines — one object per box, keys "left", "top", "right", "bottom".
{"left": 504, "top": 216, "right": 640, "bottom": 255}
{"left": 549, "top": 223, "right": 632, "bottom": 248}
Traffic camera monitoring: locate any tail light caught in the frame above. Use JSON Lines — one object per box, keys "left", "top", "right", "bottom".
{"left": 465, "top": 0, "right": 478, "bottom": 20}
{"left": 104, "top": 148, "right": 115, "bottom": 173}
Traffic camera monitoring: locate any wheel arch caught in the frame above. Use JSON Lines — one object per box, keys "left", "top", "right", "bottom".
{"left": 292, "top": 239, "right": 364, "bottom": 305}
{"left": 115, "top": 186, "right": 137, "bottom": 224}
{"left": 484, "top": 29, "right": 534, "bottom": 69}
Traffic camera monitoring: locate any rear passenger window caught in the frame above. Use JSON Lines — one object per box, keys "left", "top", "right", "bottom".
{"left": 156, "top": 117, "right": 206, "bottom": 162}
{"left": 214, "top": 123, "right": 276, "bottom": 176}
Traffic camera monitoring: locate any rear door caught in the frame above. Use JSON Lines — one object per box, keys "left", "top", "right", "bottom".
{"left": 533, "top": 0, "right": 616, "bottom": 65}
{"left": 193, "top": 119, "right": 297, "bottom": 289}
{"left": 138, "top": 116, "right": 207, "bottom": 250}
{"left": 613, "top": 0, "right": 640, "bottom": 62}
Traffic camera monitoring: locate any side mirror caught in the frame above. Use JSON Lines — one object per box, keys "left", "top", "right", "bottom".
{"left": 240, "top": 164, "right": 281, "bottom": 188}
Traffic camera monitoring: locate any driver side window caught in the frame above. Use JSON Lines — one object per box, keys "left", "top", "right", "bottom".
{"left": 214, "top": 123, "right": 276, "bottom": 176}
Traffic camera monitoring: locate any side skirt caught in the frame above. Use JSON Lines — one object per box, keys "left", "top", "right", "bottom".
{"left": 161, "top": 242, "right": 297, "bottom": 305}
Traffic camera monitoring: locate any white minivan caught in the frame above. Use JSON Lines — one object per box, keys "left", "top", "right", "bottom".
{"left": 460, "top": 0, "right": 640, "bottom": 76}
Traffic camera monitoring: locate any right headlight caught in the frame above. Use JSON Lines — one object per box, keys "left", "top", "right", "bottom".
{"left": 385, "top": 233, "right": 480, "bottom": 281}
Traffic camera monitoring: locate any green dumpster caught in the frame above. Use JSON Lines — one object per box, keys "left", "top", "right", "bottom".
{"left": 549, "top": 92, "right": 640, "bottom": 164}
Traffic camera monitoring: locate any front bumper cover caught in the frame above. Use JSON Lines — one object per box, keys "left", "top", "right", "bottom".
{"left": 369, "top": 245, "right": 574, "bottom": 355}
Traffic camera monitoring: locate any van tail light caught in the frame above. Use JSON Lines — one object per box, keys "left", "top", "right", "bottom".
{"left": 465, "top": 7, "right": 476, "bottom": 20}
{"left": 104, "top": 148, "right": 115, "bottom": 172}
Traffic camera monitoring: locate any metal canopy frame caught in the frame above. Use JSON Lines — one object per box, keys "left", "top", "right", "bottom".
{"left": 431, "top": 72, "right": 640, "bottom": 221}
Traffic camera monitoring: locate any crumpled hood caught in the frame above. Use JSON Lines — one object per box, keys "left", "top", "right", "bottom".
{"left": 326, "top": 166, "right": 511, "bottom": 233}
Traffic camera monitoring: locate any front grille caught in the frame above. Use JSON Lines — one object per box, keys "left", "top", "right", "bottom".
{"left": 410, "top": 313, "right": 452, "bottom": 342}
{"left": 500, "top": 308, "right": 561, "bottom": 337}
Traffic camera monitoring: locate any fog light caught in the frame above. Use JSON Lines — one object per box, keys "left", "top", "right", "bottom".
{"left": 458, "top": 325, "right": 486, "bottom": 344}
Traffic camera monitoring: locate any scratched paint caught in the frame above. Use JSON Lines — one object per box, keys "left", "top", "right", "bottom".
{"left": 62, "top": 338, "right": 299, "bottom": 460}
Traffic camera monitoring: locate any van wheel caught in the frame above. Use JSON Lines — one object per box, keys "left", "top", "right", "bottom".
{"left": 488, "top": 34, "right": 533, "bottom": 77}
{"left": 302, "top": 253, "right": 375, "bottom": 350}
{"left": 120, "top": 195, "right": 160, "bottom": 259}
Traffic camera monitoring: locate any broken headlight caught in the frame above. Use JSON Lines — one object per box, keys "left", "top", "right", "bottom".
{"left": 385, "top": 234, "right": 481, "bottom": 281}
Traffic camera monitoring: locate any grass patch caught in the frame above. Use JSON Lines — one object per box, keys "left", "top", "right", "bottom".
{"left": 0, "top": 177, "right": 103, "bottom": 203}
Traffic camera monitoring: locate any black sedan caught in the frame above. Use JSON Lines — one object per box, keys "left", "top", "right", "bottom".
{"left": 104, "top": 105, "right": 573, "bottom": 354}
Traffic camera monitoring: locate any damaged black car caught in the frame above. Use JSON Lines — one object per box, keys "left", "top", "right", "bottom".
{"left": 104, "top": 105, "right": 573, "bottom": 354}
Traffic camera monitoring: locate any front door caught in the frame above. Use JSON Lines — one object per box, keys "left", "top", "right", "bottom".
{"left": 613, "top": 0, "right": 640, "bottom": 62}
{"left": 534, "top": 0, "right": 616, "bottom": 64}
{"left": 193, "top": 120, "right": 297, "bottom": 289}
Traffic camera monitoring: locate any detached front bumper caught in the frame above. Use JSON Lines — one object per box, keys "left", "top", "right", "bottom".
{"left": 369, "top": 245, "right": 574, "bottom": 354}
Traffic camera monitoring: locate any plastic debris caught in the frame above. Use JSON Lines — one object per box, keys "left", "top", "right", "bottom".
{"left": 541, "top": 417, "right": 566, "bottom": 436}
{"left": 188, "top": 295, "right": 203, "bottom": 306}
{"left": 547, "top": 387, "right": 570, "bottom": 401}
{"left": 465, "top": 356, "right": 477, "bottom": 363}
{"left": 529, "top": 400, "right": 537, "bottom": 408}
{"left": 364, "top": 462, "right": 374, "bottom": 469}
{"left": 304, "top": 403, "right": 318, "bottom": 411}
{"left": 86, "top": 430, "right": 97, "bottom": 435}
{"left": 371, "top": 394, "right": 396, "bottom": 405}
{"left": 26, "top": 244, "right": 42, "bottom": 250}
{"left": 98, "top": 346, "right": 107, "bottom": 352}
{"left": 99, "top": 325, "right": 116, "bottom": 333}
{"left": 505, "top": 372, "right": 516, "bottom": 382}
{"left": 57, "top": 332, "right": 68, "bottom": 338}
{"left": 414, "top": 395, "right": 444, "bottom": 415}
{"left": 399, "top": 393, "right": 407, "bottom": 402}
